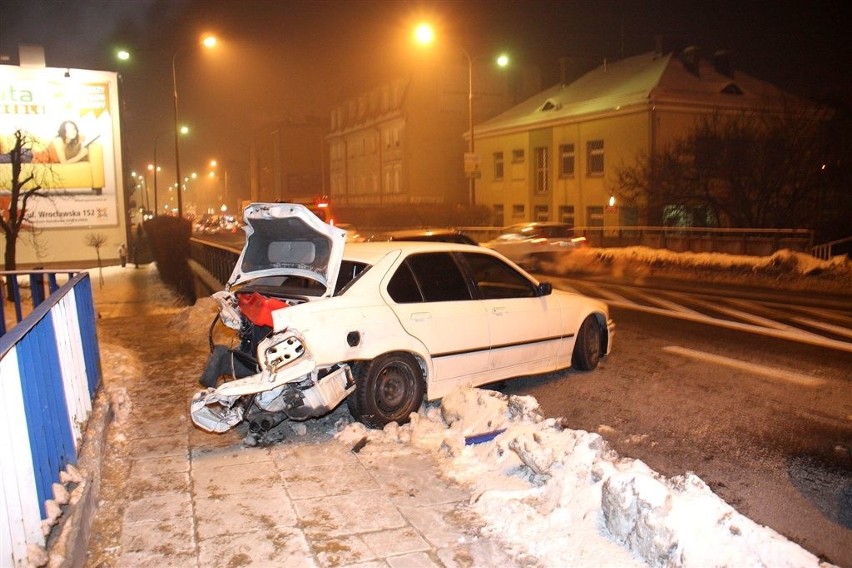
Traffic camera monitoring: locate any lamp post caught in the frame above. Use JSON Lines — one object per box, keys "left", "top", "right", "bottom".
{"left": 171, "top": 34, "right": 217, "bottom": 218}
{"left": 413, "top": 24, "right": 508, "bottom": 205}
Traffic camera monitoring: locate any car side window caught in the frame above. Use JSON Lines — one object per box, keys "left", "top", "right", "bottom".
{"left": 463, "top": 252, "right": 537, "bottom": 299}
{"left": 389, "top": 252, "right": 473, "bottom": 303}
{"left": 387, "top": 262, "right": 423, "bottom": 303}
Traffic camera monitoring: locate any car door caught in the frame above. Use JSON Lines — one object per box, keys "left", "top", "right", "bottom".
{"left": 386, "top": 252, "right": 490, "bottom": 382}
{"left": 461, "top": 252, "right": 562, "bottom": 376}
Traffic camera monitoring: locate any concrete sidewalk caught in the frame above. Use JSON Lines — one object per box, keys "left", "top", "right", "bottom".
{"left": 71, "top": 265, "right": 521, "bottom": 567}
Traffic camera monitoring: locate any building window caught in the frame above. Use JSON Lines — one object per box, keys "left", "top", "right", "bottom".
{"left": 512, "top": 204, "right": 525, "bottom": 218}
{"left": 534, "top": 147, "right": 548, "bottom": 194}
{"left": 533, "top": 205, "right": 549, "bottom": 221}
{"left": 558, "top": 205, "right": 575, "bottom": 227}
{"left": 493, "top": 152, "right": 504, "bottom": 180}
{"left": 587, "top": 206, "right": 604, "bottom": 227}
{"left": 512, "top": 149, "right": 525, "bottom": 163}
{"left": 587, "top": 140, "right": 604, "bottom": 176}
{"left": 559, "top": 143, "right": 575, "bottom": 177}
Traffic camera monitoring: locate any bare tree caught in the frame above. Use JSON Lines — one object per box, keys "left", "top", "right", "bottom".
{"left": 616, "top": 97, "right": 831, "bottom": 230}
{"left": 84, "top": 232, "right": 108, "bottom": 288}
{"left": 0, "top": 129, "right": 50, "bottom": 297}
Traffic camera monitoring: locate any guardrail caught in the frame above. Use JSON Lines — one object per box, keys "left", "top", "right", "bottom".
{"left": 812, "top": 235, "right": 852, "bottom": 260}
{"left": 0, "top": 271, "right": 101, "bottom": 567}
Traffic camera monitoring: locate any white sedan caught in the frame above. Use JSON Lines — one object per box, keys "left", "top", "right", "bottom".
{"left": 191, "top": 203, "right": 614, "bottom": 438}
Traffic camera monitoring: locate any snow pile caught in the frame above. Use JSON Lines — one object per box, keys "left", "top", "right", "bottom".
{"left": 336, "top": 388, "right": 831, "bottom": 568}
{"left": 549, "top": 246, "right": 851, "bottom": 291}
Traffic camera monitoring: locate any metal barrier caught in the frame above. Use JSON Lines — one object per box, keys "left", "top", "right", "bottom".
{"left": 0, "top": 271, "right": 101, "bottom": 567}
{"left": 812, "top": 235, "right": 852, "bottom": 260}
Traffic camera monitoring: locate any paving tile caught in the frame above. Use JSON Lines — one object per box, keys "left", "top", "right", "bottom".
{"left": 293, "top": 491, "right": 406, "bottom": 539}
{"left": 123, "top": 491, "right": 193, "bottom": 524}
{"left": 131, "top": 452, "right": 190, "bottom": 475}
{"left": 191, "top": 444, "right": 273, "bottom": 470}
{"left": 397, "top": 503, "right": 475, "bottom": 549}
{"left": 122, "top": 413, "right": 189, "bottom": 439}
{"left": 116, "top": 550, "right": 199, "bottom": 568}
{"left": 195, "top": 488, "right": 299, "bottom": 540}
{"left": 361, "top": 526, "right": 430, "bottom": 557}
{"left": 386, "top": 551, "right": 441, "bottom": 568}
{"left": 125, "top": 470, "right": 191, "bottom": 499}
{"left": 270, "top": 440, "right": 359, "bottom": 470}
{"left": 126, "top": 434, "right": 188, "bottom": 459}
{"left": 281, "top": 462, "right": 380, "bottom": 499}
{"left": 311, "top": 534, "right": 377, "bottom": 567}
{"left": 358, "top": 452, "right": 469, "bottom": 506}
{"left": 197, "top": 527, "right": 317, "bottom": 567}
{"left": 120, "top": 516, "right": 195, "bottom": 556}
{"left": 191, "top": 457, "right": 283, "bottom": 498}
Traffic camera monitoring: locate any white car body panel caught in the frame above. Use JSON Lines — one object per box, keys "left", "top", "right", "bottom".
{"left": 192, "top": 211, "right": 614, "bottom": 434}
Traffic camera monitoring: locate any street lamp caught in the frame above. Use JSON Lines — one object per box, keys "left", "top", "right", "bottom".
{"left": 172, "top": 34, "right": 217, "bottom": 218}
{"left": 413, "top": 23, "right": 508, "bottom": 204}
{"left": 116, "top": 35, "right": 216, "bottom": 218}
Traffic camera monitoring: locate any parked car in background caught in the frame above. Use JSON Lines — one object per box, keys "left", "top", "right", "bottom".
{"left": 369, "top": 228, "right": 479, "bottom": 245}
{"left": 484, "top": 222, "right": 587, "bottom": 270}
{"left": 191, "top": 203, "right": 613, "bottom": 442}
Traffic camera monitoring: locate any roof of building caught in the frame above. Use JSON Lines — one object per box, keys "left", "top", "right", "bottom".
{"left": 476, "top": 49, "right": 791, "bottom": 136}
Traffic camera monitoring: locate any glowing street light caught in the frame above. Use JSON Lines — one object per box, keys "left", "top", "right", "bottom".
{"left": 115, "top": 36, "right": 216, "bottom": 217}
{"left": 172, "top": 33, "right": 217, "bottom": 218}
{"left": 413, "top": 23, "right": 509, "bottom": 204}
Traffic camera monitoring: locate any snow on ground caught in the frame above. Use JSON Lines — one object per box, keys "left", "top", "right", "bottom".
{"left": 334, "top": 389, "right": 831, "bottom": 568}
{"left": 90, "top": 250, "right": 847, "bottom": 568}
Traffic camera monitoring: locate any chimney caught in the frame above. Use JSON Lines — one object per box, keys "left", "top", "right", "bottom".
{"left": 680, "top": 46, "right": 701, "bottom": 77}
{"left": 713, "top": 50, "right": 734, "bottom": 78}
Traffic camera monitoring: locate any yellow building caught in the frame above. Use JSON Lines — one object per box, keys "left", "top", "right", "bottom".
{"left": 474, "top": 47, "right": 789, "bottom": 229}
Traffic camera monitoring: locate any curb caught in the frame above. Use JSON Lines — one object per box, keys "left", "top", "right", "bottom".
{"left": 47, "top": 386, "right": 114, "bottom": 568}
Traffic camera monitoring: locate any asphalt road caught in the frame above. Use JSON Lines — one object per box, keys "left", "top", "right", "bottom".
{"left": 498, "top": 279, "right": 852, "bottom": 567}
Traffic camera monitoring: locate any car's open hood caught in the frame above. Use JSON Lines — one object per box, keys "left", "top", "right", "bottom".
{"left": 225, "top": 203, "right": 347, "bottom": 298}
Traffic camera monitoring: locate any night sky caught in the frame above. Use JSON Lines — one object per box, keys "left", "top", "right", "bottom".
{"left": 2, "top": 0, "right": 849, "bottom": 184}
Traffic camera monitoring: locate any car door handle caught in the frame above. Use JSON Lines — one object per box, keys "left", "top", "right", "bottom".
{"left": 411, "top": 312, "right": 432, "bottom": 322}
{"left": 491, "top": 307, "right": 508, "bottom": 316}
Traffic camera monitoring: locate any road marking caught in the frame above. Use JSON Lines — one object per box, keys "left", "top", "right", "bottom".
{"left": 631, "top": 290, "right": 703, "bottom": 315}
{"left": 791, "top": 317, "right": 852, "bottom": 340}
{"left": 662, "top": 346, "right": 827, "bottom": 387}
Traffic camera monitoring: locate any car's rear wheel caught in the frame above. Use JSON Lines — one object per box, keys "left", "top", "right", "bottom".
{"left": 347, "top": 353, "right": 425, "bottom": 429}
{"left": 572, "top": 316, "right": 602, "bottom": 371}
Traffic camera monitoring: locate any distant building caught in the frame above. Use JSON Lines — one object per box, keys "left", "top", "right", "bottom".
{"left": 473, "top": 46, "right": 791, "bottom": 228}
{"left": 248, "top": 117, "right": 327, "bottom": 204}
{"left": 326, "top": 60, "right": 540, "bottom": 209}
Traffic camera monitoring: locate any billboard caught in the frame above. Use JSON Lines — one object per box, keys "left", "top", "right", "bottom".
{"left": 0, "top": 65, "right": 123, "bottom": 229}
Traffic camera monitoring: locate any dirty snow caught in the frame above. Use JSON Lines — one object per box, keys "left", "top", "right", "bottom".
{"left": 91, "top": 248, "right": 847, "bottom": 568}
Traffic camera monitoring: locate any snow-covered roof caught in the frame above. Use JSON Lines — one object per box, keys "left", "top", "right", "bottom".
{"left": 476, "top": 50, "right": 790, "bottom": 136}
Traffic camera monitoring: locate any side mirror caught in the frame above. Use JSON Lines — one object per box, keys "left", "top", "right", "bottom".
{"left": 537, "top": 282, "right": 553, "bottom": 296}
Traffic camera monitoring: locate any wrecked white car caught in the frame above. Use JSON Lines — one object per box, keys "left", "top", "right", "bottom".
{"left": 191, "top": 203, "right": 614, "bottom": 441}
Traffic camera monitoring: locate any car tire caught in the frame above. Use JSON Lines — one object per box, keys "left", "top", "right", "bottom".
{"left": 572, "top": 316, "right": 602, "bottom": 371}
{"left": 347, "top": 353, "right": 425, "bottom": 429}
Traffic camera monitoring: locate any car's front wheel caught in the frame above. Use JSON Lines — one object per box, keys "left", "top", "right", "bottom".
{"left": 347, "top": 353, "right": 425, "bottom": 429}
{"left": 572, "top": 316, "right": 602, "bottom": 371}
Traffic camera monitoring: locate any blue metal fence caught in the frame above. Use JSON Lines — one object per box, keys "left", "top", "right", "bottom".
{"left": 0, "top": 271, "right": 101, "bottom": 567}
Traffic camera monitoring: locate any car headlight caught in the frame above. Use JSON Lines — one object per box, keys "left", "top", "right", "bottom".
{"left": 258, "top": 330, "right": 306, "bottom": 373}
